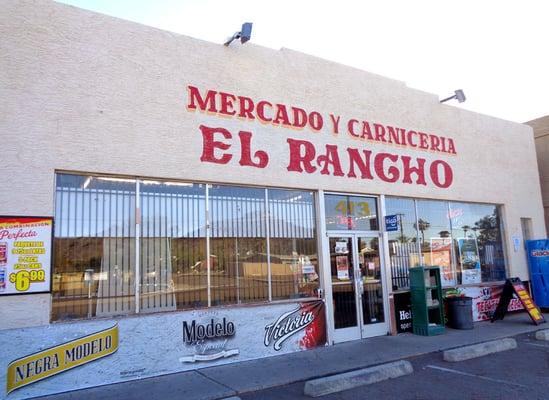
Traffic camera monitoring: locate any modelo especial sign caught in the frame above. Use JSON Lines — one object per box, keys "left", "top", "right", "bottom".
{"left": 180, "top": 317, "right": 239, "bottom": 363}
{"left": 0, "top": 216, "right": 53, "bottom": 295}
{"left": 186, "top": 85, "right": 456, "bottom": 189}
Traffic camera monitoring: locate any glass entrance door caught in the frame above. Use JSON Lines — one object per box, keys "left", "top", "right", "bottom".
{"left": 328, "top": 234, "right": 387, "bottom": 343}
{"left": 329, "top": 237, "right": 358, "bottom": 336}
{"left": 356, "top": 236, "right": 386, "bottom": 338}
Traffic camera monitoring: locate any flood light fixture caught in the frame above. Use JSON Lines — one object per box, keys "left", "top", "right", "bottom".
{"left": 440, "top": 89, "right": 466, "bottom": 104}
{"left": 224, "top": 22, "right": 253, "bottom": 46}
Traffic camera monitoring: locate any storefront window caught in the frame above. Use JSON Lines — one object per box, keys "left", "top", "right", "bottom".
{"left": 209, "top": 185, "right": 268, "bottom": 305}
{"left": 449, "top": 202, "right": 505, "bottom": 284}
{"left": 416, "top": 200, "right": 456, "bottom": 287}
{"left": 385, "top": 197, "right": 507, "bottom": 289}
{"left": 268, "top": 189, "right": 318, "bottom": 300}
{"left": 53, "top": 174, "right": 319, "bottom": 321}
{"left": 385, "top": 197, "right": 420, "bottom": 290}
{"left": 325, "top": 194, "right": 378, "bottom": 231}
{"left": 53, "top": 174, "right": 136, "bottom": 320}
{"left": 139, "top": 181, "right": 206, "bottom": 312}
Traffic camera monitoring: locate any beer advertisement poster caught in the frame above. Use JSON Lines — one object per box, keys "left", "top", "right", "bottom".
{"left": 429, "top": 237, "right": 455, "bottom": 286}
{"left": 457, "top": 238, "right": 481, "bottom": 284}
{"left": 0, "top": 216, "right": 53, "bottom": 295}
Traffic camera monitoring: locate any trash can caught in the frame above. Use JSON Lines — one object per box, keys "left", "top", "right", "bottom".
{"left": 446, "top": 296, "right": 473, "bottom": 329}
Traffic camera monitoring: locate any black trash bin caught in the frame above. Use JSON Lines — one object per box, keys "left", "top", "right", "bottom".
{"left": 446, "top": 296, "right": 473, "bottom": 329}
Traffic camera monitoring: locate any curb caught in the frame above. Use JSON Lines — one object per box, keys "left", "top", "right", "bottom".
{"left": 443, "top": 338, "right": 517, "bottom": 362}
{"left": 303, "top": 360, "right": 413, "bottom": 397}
{"left": 535, "top": 329, "right": 549, "bottom": 341}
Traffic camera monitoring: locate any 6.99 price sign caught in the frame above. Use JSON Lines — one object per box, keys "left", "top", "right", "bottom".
{"left": 0, "top": 216, "right": 53, "bottom": 295}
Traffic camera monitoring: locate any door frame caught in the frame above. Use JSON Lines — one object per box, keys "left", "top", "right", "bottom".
{"left": 318, "top": 191, "right": 393, "bottom": 344}
{"left": 324, "top": 232, "right": 390, "bottom": 343}
{"left": 326, "top": 233, "right": 360, "bottom": 343}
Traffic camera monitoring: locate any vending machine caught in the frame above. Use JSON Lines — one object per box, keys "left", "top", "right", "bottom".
{"left": 526, "top": 239, "right": 549, "bottom": 307}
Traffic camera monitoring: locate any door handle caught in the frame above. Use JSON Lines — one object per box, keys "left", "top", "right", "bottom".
{"left": 355, "top": 270, "right": 364, "bottom": 295}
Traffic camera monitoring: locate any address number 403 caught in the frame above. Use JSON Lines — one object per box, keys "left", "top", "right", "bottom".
{"left": 335, "top": 201, "right": 371, "bottom": 216}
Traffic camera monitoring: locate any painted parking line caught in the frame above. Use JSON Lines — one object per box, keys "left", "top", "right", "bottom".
{"left": 523, "top": 341, "right": 549, "bottom": 349}
{"left": 425, "top": 365, "right": 528, "bottom": 389}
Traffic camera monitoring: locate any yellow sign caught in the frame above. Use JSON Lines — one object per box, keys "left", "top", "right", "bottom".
{"left": 6, "top": 324, "right": 118, "bottom": 394}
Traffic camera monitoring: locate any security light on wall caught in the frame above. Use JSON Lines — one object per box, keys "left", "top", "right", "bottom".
{"left": 440, "top": 89, "right": 466, "bottom": 103}
{"left": 224, "top": 22, "right": 253, "bottom": 46}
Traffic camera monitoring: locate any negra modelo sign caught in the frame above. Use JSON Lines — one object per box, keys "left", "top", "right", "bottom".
{"left": 6, "top": 324, "right": 118, "bottom": 394}
{"left": 182, "top": 318, "right": 235, "bottom": 344}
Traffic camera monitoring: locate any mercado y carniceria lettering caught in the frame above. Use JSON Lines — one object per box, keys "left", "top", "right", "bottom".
{"left": 186, "top": 85, "right": 457, "bottom": 155}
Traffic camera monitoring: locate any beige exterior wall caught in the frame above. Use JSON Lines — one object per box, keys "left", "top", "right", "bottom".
{"left": 527, "top": 115, "right": 549, "bottom": 233}
{"left": 0, "top": 0, "right": 546, "bottom": 329}
{"left": 0, "top": 294, "right": 50, "bottom": 329}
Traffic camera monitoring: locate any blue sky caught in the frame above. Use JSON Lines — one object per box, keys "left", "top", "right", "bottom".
{"left": 56, "top": 0, "right": 549, "bottom": 123}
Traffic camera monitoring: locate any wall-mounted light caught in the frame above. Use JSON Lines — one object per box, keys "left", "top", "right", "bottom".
{"left": 440, "top": 89, "right": 466, "bottom": 104}
{"left": 224, "top": 22, "right": 253, "bottom": 46}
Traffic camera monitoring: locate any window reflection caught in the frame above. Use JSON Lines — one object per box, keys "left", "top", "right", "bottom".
{"left": 358, "top": 237, "right": 384, "bottom": 324}
{"left": 385, "top": 197, "right": 506, "bottom": 288}
{"left": 139, "top": 181, "right": 206, "bottom": 312}
{"left": 416, "top": 200, "right": 456, "bottom": 286}
{"left": 209, "top": 185, "right": 268, "bottom": 305}
{"left": 53, "top": 174, "right": 137, "bottom": 320}
{"left": 386, "top": 198, "right": 420, "bottom": 290}
{"left": 449, "top": 203, "right": 505, "bottom": 283}
{"left": 269, "top": 189, "right": 318, "bottom": 300}
{"left": 53, "top": 174, "right": 319, "bottom": 321}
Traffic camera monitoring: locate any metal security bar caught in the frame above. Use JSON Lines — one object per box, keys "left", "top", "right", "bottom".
{"left": 139, "top": 181, "right": 207, "bottom": 311}
{"left": 386, "top": 197, "right": 507, "bottom": 290}
{"left": 268, "top": 189, "right": 318, "bottom": 300}
{"left": 208, "top": 185, "right": 268, "bottom": 305}
{"left": 53, "top": 175, "right": 136, "bottom": 320}
{"left": 52, "top": 174, "right": 318, "bottom": 321}
{"left": 389, "top": 242, "right": 417, "bottom": 289}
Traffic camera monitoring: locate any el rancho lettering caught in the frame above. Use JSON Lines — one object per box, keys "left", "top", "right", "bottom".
{"left": 198, "top": 125, "right": 453, "bottom": 188}
{"left": 183, "top": 318, "right": 236, "bottom": 344}
{"left": 187, "top": 85, "right": 457, "bottom": 189}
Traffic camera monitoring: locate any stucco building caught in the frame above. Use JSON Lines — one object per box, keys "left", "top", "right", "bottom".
{"left": 526, "top": 115, "right": 549, "bottom": 233}
{"left": 0, "top": 1, "right": 546, "bottom": 398}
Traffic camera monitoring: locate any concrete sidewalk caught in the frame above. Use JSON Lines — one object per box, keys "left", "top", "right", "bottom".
{"left": 35, "top": 313, "right": 547, "bottom": 400}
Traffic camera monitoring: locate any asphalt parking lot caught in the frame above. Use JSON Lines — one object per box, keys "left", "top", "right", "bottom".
{"left": 241, "top": 331, "right": 549, "bottom": 400}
